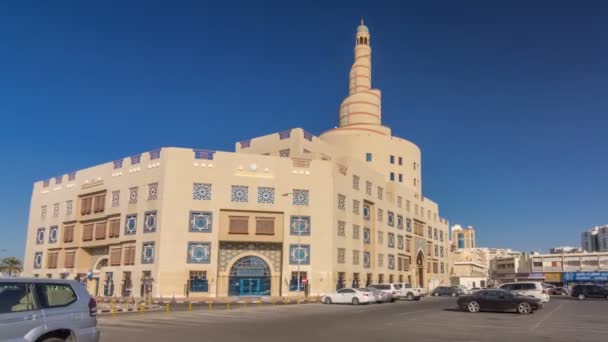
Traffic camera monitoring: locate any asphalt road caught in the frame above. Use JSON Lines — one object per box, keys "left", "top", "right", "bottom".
{"left": 98, "top": 296, "right": 608, "bottom": 342}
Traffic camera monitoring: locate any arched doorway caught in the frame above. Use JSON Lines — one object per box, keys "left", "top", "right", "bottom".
{"left": 416, "top": 251, "right": 425, "bottom": 288}
{"left": 228, "top": 256, "right": 271, "bottom": 296}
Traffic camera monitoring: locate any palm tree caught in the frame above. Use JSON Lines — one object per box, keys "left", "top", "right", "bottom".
{"left": 0, "top": 257, "right": 23, "bottom": 277}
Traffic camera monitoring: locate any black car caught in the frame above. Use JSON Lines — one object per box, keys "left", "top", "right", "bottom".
{"left": 431, "top": 286, "right": 464, "bottom": 297}
{"left": 457, "top": 289, "right": 543, "bottom": 314}
{"left": 571, "top": 285, "right": 608, "bottom": 300}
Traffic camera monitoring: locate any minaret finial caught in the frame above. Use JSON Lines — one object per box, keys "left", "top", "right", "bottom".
{"left": 360, "top": 17, "right": 364, "bottom": 26}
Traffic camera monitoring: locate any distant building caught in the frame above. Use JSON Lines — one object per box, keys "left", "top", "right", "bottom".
{"left": 581, "top": 225, "right": 608, "bottom": 252}
{"left": 525, "top": 251, "right": 608, "bottom": 287}
{"left": 451, "top": 225, "right": 476, "bottom": 249}
{"left": 549, "top": 246, "right": 583, "bottom": 254}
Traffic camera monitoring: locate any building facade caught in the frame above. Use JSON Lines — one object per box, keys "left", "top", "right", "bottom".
{"left": 22, "top": 22, "right": 451, "bottom": 299}
{"left": 581, "top": 225, "right": 608, "bottom": 252}
{"left": 526, "top": 252, "right": 608, "bottom": 287}
{"left": 451, "top": 225, "right": 475, "bottom": 250}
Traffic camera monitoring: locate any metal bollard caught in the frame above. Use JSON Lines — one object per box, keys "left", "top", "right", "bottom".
{"left": 111, "top": 305, "right": 117, "bottom": 317}
{"left": 226, "top": 302, "right": 231, "bottom": 311}
{"left": 165, "top": 303, "right": 170, "bottom": 313}
{"left": 188, "top": 302, "right": 192, "bottom": 311}
{"left": 208, "top": 302, "right": 213, "bottom": 311}
{"left": 243, "top": 301, "right": 248, "bottom": 308}
{"left": 140, "top": 303, "right": 145, "bottom": 314}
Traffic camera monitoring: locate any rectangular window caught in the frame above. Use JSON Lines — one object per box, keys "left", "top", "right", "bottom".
{"left": 110, "top": 248, "right": 122, "bottom": 266}
{"left": 398, "top": 174, "right": 403, "bottom": 182}
{"left": 390, "top": 172, "right": 395, "bottom": 181}
{"left": 80, "top": 197, "right": 92, "bottom": 216}
{"left": 123, "top": 246, "right": 136, "bottom": 265}
{"left": 63, "top": 225, "right": 74, "bottom": 243}
{"left": 337, "top": 220, "right": 345, "bottom": 236}
{"left": 64, "top": 251, "right": 75, "bottom": 268}
{"left": 390, "top": 155, "right": 395, "bottom": 164}
{"left": 398, "top": 157, "right": 403, "bottom": 165}
{"left": 256, "top": 217, "right": 275, "bottom": 235}
{"left": 82, "top": 224, "right": 93, "bottom": 241}
{"left": 365, "top": 153, "right": 372, "bottom": 162}
{"left": 95, "top": 222, "right": 107, "bottom": 240}
{"left": 189, "top": 271, "right": 209, "bottom": 292}
{"left": 47, "top": 252, "right": 58, "bottom": 269}
{"left": 406, "top": 238, "right": 411, "bottom": 253}
{"left": 109, "top": 219, "right": 120, "bottom": 238}
{"left": 229, "top": 216, "right": 249, "bottom": 234}
{"left": 289, "top": 272, "right": 307, "bottom": 292}
{"left": 377, "top": 187, "right": 383, "bottom": 200}
{"left": 93, "top": 194, "right": 105, "bottom": 213}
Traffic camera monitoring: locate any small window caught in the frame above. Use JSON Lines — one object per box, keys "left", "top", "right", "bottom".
{"left": 0, "top": 283, "right": 38, "bottom": 313}
{"left": 390, "top": 172, "right": 395, "bottom": 181}
{"left": 398, "top": 174, "right": 403, "bottom": 182}
{"left": 34, "top": 283, "right": 77, "bottom": 308}
{"left": 365, "top": 153, "right": 372, "bottom": 162}
{"left": 390, "top": 155, "right": 395, "bottom": 164}
{"left": 398, "top": 157, "right": 403, "bottom": 165}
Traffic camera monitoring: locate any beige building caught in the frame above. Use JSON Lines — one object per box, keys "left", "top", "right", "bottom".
{"left": 22, "top": 21, "right": 451, "bottom": 299}
{"left": 451, "top": 224, "right": 476, "bottom": 249}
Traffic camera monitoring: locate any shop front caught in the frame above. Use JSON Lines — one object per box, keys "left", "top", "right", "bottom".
{"left": 563, "top": 272, "right": 608, "bottom": 288}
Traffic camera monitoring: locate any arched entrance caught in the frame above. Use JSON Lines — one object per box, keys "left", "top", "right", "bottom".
{"left": 416, "top": 251, "right": 425, "bottom": 288}
{"left": 228, "top": 256, "right": 271, "bottom": 296}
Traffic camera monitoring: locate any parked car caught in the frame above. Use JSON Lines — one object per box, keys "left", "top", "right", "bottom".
{"left": 366, "top": 287, "right": 392, "bottom": 303}
{"left": 549, "top": 287, "right": 569, "bottom": 296}
{"left": 368, "top": 284, "right": 399, "bottom": 301}
{"left": 457, "top": 289, "right": 543, "bottom": 314}
{"left": 454, "top": 285, "right": 471, "bottom": 295}
{"left": 399, "top": 283, "right": 426, "bottom": 300}
{"left": 0, "top": 278, "right": 100, "bottom": 342}
{"left": 322, "top": 288, "right": 373, "bottom": 305}
{"left": 498, "top": 281, "right": 550, "bottom": 303}
{"left": 431, "top": 286, "right": 465, "bottom": 297}
{"left": 570, "top": 285, "right": 608, "bottom": 300}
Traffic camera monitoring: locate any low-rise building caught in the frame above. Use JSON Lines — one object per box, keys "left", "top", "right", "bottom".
{"left": 450, "top": 261, "right": 487, "bottom": 288}
{"left": 549, "top": 246, "right": 583, "bottom": 254}
{"left": 526, "top": 252, "right": 608, "bottom": 287}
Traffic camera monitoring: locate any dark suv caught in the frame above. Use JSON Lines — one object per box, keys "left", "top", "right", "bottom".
{"left": 571, "top": 285, "right": 608, "bottom": 300}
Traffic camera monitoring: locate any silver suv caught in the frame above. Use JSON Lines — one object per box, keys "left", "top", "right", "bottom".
{"left": 0, "top": 278, "right": 100, "bottom": 342}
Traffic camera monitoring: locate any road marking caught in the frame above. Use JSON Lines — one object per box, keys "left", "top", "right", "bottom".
{"left": 530, "top": 302, "right": 563, "bottom": 332}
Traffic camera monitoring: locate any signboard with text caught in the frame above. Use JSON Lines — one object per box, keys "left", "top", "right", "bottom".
{"left": 563, "top": 272, "right": 608, "bottom": 282}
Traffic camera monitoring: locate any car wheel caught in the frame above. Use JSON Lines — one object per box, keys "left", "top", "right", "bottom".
{"left": 517, "top": 302, "right": 532, "bottom": 314}
{"left": 467, "top": 301, "right": 480, "bottom": 313}
{"left": 577, "top": 294, "right": 585, "bottom": 300}
{"left": 324, "top": 297, "right": 332, "bottom": 304}
{"left": 434, "top": 293, "right": 439, "bottom": 297}
{"left": 42, "top": 339, "right": 65, "bottom": 342}
{"left": 451, "top": 293, "right": 457, "bottom": 297}
{"left": 406, "top": 293, "right": 415, "bottom": 301}
{"left": 352, "top": 297, "right": 360, "bottom": 305}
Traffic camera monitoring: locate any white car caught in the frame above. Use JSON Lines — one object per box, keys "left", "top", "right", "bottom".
{"left": 498, "top": 281, "right": 550, "bottom": 303}
{"left": 0, "top": 278, "right": 100, "bottom": 342}
{"left": 368, "top": 284, "right": 399, "bottom": 301}
{"left": 322, "top": 288, "right": 373, "bottom": 305}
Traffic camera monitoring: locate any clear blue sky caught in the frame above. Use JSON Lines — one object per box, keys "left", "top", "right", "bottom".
{"left": 1, "top": 1, "right": 607, "bottom": 259}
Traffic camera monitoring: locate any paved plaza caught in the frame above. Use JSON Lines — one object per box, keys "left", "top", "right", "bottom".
{"left": 98, "top": 297, "right": 608, "bottom": 342}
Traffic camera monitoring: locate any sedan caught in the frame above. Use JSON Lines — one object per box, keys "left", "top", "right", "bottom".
{"left": 457, "top": 289, "right": 543, "bottom": 314}
{"left": 322, "top": 288, "right": 373, "bottom": 305}
{"left": 367, "top": 287, "right": 392, "bottom": 303}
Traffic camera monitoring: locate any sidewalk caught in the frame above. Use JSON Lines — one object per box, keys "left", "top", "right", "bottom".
{"left": 96, "top": 296, "right": 323, "bottom": 315}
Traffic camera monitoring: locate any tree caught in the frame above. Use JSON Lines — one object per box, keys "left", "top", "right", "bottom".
{"left": 0, "top": 257, "right": 23, "bottom": 277}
